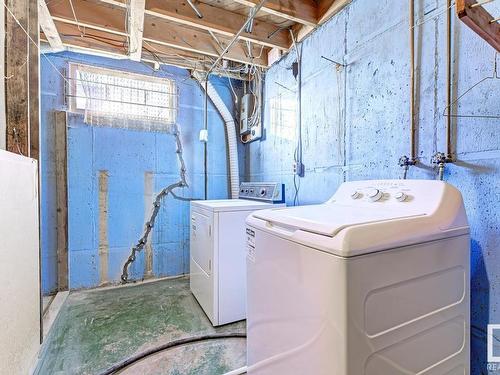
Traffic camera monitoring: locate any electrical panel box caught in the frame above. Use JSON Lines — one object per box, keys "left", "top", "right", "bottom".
{"left": 240, "top": 93, "right": 254, "bottom": 136}
{"left": 240, "top": 94, "right": 262, "bottom": 144}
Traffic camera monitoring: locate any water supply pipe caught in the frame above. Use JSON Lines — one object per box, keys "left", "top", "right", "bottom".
{"left": 399, "top": 0, "right": 418, "bottom": 178}
{"left": 432, "top": 0, "right": 454, "bottom": 179}
{"left": 445, "top": 0, "right": 454, "bottom": 161}
{"left": 195, "top": 73, "right": 240, "bottom": 199}
{"left": 409, "top": 0, "right": 417, "bottom": 164}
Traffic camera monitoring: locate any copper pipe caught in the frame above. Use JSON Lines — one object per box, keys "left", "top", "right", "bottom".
{"left": 446, "top": 0, "right": 453, "bottom": 161}
{"left": 409, "top": 0, "right": 417, "bottom": 163}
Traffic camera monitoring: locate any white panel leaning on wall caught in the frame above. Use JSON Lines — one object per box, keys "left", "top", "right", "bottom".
{"left": 0, "top": 150, "right": 41, "bottom": 374}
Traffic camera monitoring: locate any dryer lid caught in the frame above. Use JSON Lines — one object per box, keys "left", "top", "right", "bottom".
{"left": 252, "top": 204, "right": 424, "bottom": 237}
{"left": 192, "top": 199, "right": 278, "bottom": 212}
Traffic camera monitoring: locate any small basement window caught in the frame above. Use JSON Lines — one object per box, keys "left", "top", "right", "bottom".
{"left": 67, "top": 63, "right": 177, "bottom": 132}
{"left": 269, "top": 94, "right": 296, "bottom": 141}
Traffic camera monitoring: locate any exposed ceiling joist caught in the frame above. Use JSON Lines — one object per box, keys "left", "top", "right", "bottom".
{"left": 232, "top": 0, "right": 318, "bottom": 27}
{"left": 128, "top": 0, "right": 145, "bottom": 61}
{"left": 97, "top": 0, "right": 290, "bottom": 50}
{"left": 48, "top": 0, "right": 268, "bottom": 67}
{"left": 40, "top": 36, "right": 249, "bottom": 79}
{"left": 38, "top": 0, "right": 64, "bottom": 51}
{"left": 317, "top": 0, "right": 351, "bottom": 24}
{"left": 294, "top": 0, "right": 351, "bottom": 43}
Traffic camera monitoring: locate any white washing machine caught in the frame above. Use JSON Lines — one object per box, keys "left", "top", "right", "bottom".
{"left": 190, "top": 182, "right": 285, "bottom": 326}
{"left": 246, "top": 179, "right": 470, "bottom": 375}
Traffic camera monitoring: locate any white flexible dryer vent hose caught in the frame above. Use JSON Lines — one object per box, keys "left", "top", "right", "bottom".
{"left": 196, "top": 75, "right": 240, "bottom": 199}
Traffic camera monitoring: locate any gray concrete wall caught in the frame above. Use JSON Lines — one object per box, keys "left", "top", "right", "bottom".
{"left": 245, "top": 0, "right": 499, "bottom": 372}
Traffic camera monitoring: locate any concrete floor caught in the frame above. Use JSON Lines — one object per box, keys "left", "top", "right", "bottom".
{"left": 35, "top": 277, "right": 246, "bottom": 375}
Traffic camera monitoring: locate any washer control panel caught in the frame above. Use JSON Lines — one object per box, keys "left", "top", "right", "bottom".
{"left": 239, "top": 182, "right": 285, "bottom": 203}
{"left": 330, "top": 180, "right": 423, "bottom": 205}
{"left": 346, "top": 187, "right": 412, "bottom": 203}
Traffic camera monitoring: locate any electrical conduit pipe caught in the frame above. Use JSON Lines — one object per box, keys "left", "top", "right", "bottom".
{"left": 195, "top": 74, "right": 240, "bottom": 199}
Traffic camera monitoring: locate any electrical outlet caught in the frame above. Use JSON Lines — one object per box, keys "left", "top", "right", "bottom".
{"left": 293, "top": 161, "right": 305, "bottom": 177}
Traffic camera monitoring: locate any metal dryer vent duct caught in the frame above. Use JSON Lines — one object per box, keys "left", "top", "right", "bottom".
{"left": 194, "top": 73, "right": 240, "bottom": 199}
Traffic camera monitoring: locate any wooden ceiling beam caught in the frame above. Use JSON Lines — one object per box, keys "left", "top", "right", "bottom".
{"left": 232, "top": 0, "right": 318, "bottom": 27}
{"left": 145, "top": 0, "right": 290, "bottom": 50}
{"left": 292, "top": 0, "right": 351, "bottom": 45}
{"left": 317, "top": 0, "right": 351, "bottom": 24}
{"left": 95, "top": 0, "right": 290, "bottom": 50}
{"left": 457, "top": 0, "right": 500, "bottom": 52}
{"left": 48, "top": 0, "right": 268, "bottom": 67}
{"left": 128, "top": 0, "right": 145, "bottom": 61}
{"left": 38, "top": 0, "right": 64, "bottom": 51}
{"left": 40, "top": 35, "right": 249, "bottom": 79}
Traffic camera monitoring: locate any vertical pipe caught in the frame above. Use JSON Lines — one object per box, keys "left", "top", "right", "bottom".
{"left": 409, "top": 0, "right": 416, "bottom": 163}
{"left": 290, "top": 30, "right": 303, "bottom": 172}
{"left": 204, "top": 77, "right": 208, "bottom": 200}
{"left": 446, "top": 0, "right": 453, "bottom": 161}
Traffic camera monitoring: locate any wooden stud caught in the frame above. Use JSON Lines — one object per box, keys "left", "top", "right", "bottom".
{"left": 54, "top": 111, "right": 68, "bottom": 291}
{"left": 28, "top": 0, "right": 40, "bottom": 161}
{"left": 5, "top": 0, "right": 39, "bottom": 158}
{"left": 457, "top": 0, "right": 500, "bottom": 52}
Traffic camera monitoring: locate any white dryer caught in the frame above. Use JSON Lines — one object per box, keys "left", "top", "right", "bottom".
{"left": 190, "top": 183, "right": 285, "bottom": 326}
{"left": 246, "top": 179, "right": 470, "bottom": 375}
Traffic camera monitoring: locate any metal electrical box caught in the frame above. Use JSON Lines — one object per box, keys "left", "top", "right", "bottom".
{"left": 240, "top": 93, "right": 254, "bottom": 136}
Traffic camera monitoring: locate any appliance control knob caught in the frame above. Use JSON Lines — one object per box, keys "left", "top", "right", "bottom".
{"left": 260, "top": 188, "right": 266, "bottom": 196}
{"left": 368, "top": 188, "right": 383, "bottom": 202}
{"left": 395, "top": 192, "right": 407, "bottom": 202}
{"left": 350, "top": 191, "right": 361, "bottom": 199}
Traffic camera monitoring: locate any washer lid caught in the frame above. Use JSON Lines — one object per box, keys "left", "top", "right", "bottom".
{"left": 191, "top": 199, "right": 278, "bottom": 212}
{"left": 247, "top": 180, "right": 469, "bottom": 257}
{"left": 252, "top": 204, "right": 423, "bottom": 237}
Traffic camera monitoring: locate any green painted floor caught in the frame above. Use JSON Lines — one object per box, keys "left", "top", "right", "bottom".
{"left": 35, "top": 277, "right": 246, "bottom": 375}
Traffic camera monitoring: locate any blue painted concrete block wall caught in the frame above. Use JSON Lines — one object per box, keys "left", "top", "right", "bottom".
{"left": 41, "top": 51, "right": 242, "bottom": 292}
{"left": 245, "top": 0, "right": 499, "bottom": 373}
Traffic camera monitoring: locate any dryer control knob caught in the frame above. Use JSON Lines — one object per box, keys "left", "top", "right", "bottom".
{"left": 395, "top": 192, "right": 407, "bottom": 202}
{"left": 350, "top": 191, "right": 361, "bottom": 199}
{"left": 368, "top": 188, "right": 383, "bottom": 202}
{"left": 259, "top": 188, "right": 267, "bottom": 196}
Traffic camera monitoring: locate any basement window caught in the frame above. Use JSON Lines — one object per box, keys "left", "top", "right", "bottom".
{"left": 67, "top": 63, "right": 177, "bottom": 132}
{"left": 269, "top": 95, "right": 296, "bottom": 141}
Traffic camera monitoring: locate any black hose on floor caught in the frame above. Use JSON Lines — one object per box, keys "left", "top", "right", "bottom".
{"left": 98, "top": 333, "right": 247, "bottom": 375}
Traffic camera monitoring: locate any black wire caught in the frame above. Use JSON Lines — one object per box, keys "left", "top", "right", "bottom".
{"left": 98, "top": 333, "right": 246, "bottom": 375}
